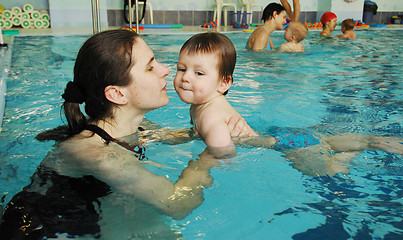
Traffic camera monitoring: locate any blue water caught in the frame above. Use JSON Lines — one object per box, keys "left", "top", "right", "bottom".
{"left": 0, "top": 29, "right": 402, "bottom": 239}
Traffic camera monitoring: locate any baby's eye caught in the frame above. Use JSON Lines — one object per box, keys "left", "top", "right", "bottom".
{"left": 177, "top": 68, "right": 186, "bottom": 72}
{"left": 196, "top": 71, "right": 204, "bottom": 76}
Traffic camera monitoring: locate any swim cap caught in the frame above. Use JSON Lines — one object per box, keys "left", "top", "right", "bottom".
{"left": 320, "top": 12, "right": 337, "bottom": 24}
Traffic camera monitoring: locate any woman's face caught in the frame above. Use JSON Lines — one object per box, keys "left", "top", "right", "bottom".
{"left": 328, "top": 18, "right": 338, "bottom": 31}
{"left": 124, "top": 38, "right": 170, "bottom": 112}
{"left": 274, "top": 10, "right": 288, "bottom": 30}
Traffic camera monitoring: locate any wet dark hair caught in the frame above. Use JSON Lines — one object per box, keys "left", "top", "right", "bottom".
{"left": 63, "top": 29, "right": 140, "bottom": 135}
{"left": 341, "top": 19, "right": 355, "bottom": 31}
{"left": 261, "top": 3, "right": 285, "bottom": 22}
{"left": 179, "top": 32, "right": 236, "bottom": 95}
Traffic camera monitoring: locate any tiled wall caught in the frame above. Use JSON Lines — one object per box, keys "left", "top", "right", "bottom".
{"left": 107, "top": 9, "right": 403, "bottom": 26}
{"left": 107, "top": 10, "right": 321, "bottom": 26}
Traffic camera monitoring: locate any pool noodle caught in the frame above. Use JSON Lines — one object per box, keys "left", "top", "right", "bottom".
{"left": 2, "top": 29, "right": 19, "bottom": 35}
{"left": 127, "top": 24, "right": 183, "bottom": 29}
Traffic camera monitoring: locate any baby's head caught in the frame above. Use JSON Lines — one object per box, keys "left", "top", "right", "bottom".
{"left": 341, "top": 19, "right": 355, "bottom": 33}
{"left": 179, "top": 32, "right": 236, "bottom": 87}
{"left": 285, "top": 22, "right": 308, "bottom": 43}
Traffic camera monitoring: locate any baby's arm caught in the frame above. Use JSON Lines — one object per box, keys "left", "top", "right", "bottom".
{"left": 278, "top": 42, "right": 292, "bottom": 52}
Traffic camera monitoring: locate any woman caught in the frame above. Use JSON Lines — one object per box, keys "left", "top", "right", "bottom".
{"left": 247, "top": 3, "right": 287, "bottom": 51}
{"left": 0, "top": 29, "right": 246, "bottom": 239}
{"left": 320, "top": 11, "right": 338, "bottom": 36}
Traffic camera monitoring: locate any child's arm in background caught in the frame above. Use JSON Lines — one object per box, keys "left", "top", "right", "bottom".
{"left": 280, "top": 0, "right": 300, "bottom": 22}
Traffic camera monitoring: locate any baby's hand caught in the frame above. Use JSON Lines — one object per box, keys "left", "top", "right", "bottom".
{"left": 227, "top": 116, "right": 258, "bottom": 137}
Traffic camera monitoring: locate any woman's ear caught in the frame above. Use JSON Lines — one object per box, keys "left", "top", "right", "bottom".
{"left": 104, "top": 86, "right": 128, "bottom": 105}
{"left": 217, "top": 76, "right": 233, "bottom": 94}
{"left": 272, "top": 11, "right": 277, "bottom": 19}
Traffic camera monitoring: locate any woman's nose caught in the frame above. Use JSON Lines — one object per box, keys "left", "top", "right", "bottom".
{"left": 160, "top": 64, "right": 170, "bottom": 78}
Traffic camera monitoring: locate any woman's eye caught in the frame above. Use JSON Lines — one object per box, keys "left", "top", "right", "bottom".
{"left": 147, "top": 66, "right": 154, "bottom": 71}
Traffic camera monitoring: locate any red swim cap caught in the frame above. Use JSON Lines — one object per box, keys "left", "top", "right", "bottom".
{"left": 320, "top": 12, "right": 337, "bottom": 24}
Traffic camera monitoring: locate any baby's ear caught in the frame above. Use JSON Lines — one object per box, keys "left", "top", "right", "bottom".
{"left": 105, "top": 85, "right": 127, "bottom": 105}
{"left": 218, "top": 76, "right": 233, "bottom": 94}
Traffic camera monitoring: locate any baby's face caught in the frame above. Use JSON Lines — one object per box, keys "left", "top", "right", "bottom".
{"left": 174, "top": 52, "right": 223, "bottom": 105}
{"left": 284, "top": 24, "right": 295, "bottom": 42}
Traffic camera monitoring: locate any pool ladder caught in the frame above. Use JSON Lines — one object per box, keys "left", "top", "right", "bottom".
{"left": 91, "top": 0, "right": 140, "bottom": 34}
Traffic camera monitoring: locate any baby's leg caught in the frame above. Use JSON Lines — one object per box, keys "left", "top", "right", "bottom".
{"left": 285, "top": 143, "right": 355, "bottom": 176}
{"left": 325, "top": 134, "right": 403, "bottom": 155}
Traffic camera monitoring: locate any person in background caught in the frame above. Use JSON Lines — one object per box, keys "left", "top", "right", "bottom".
{"left": 279, "top": 21, "right": 308, "bottom": 52}
{"left": 320, "top": 11, "right": 338, "bottom": 36}
{"left": 280, "top": 0, "right": 301, "bottom": 22}
{"left": 246, "top": 2, "right": 287, "bottom": 51}
{"left": 337, "top": 18, "right": 357, "bottom": 39}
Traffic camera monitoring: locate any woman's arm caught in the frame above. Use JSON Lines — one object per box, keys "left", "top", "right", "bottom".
{"left": 91, "top": 146, "right": 220, "bottom": 220}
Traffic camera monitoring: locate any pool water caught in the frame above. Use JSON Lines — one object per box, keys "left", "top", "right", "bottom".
{"left": 0, "top": 29, "right": 402, "bottom": 239}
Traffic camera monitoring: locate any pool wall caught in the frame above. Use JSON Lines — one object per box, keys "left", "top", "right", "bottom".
{"left": 0, "top": 36, "right": 12, "bottom": 131}
{"left": 3, "top": 0, "right": 403, "bottom": 29}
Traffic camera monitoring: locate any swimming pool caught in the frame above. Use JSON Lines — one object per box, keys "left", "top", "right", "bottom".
{"left": 0, "top": 29, "right": 402, "bottom": 239}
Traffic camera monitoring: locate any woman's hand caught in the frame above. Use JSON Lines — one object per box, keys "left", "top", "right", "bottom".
{"left": 227, "top": 116, "right": 258, "bottom": 137}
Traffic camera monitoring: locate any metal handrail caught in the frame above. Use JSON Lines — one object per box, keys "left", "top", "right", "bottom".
{"left": 91, "top": 0, "right": 140, "bottom": 34}
{"left": 129, "top": 0, "right": 140, "bottom": 33}
{"left": 91, "top": 0, "right": 101, "bottom": 34}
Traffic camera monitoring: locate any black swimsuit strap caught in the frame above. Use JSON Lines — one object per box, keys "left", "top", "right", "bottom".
{"left": 84, "top": 124, "right": 146, "bottom": 160}
{"left": 85, "top": 124, "right": 114, "bottom": 143}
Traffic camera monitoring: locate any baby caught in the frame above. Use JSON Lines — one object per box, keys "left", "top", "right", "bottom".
{"left": 337, "top": 18, "right": 357, "bottom": 39}
{"left": 279, "top": 21, "right": 308, "bottom": 52}
{"left": 174, "top": 32, "right": 267, "bottom": 153}
{"left": 174, "top": 32, "right": 403, "bottom": 175}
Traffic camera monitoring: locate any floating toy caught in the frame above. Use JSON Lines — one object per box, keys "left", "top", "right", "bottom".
{"left": 304, "top": 22, "right": 322, "bottom": 29}
{"left": 250, "top": 23, "right": 263, "bottom": 27}
{"left": 124, "top": 25, "right": 145, "bottom": 31}
{"left": 369, "top": 24, "right": 388, "bottom": 28}
{"left": 202, "top": 20, "right": 217, "bottom": 28}
{"left": 354, "top": 20, "right": 362, "bottom": 26}
{"left": 125, "top": 24, "right": 182, "bottom": 29}
{"left": 233, "top": 21, "right": 248, "bottom": 29}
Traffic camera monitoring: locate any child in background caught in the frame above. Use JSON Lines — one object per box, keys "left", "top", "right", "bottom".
{"left": 279, "top": 21, "right": 308, "bottom": 52}
{"left": 337, "top": 19, "right": 357, "bottom": 39}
